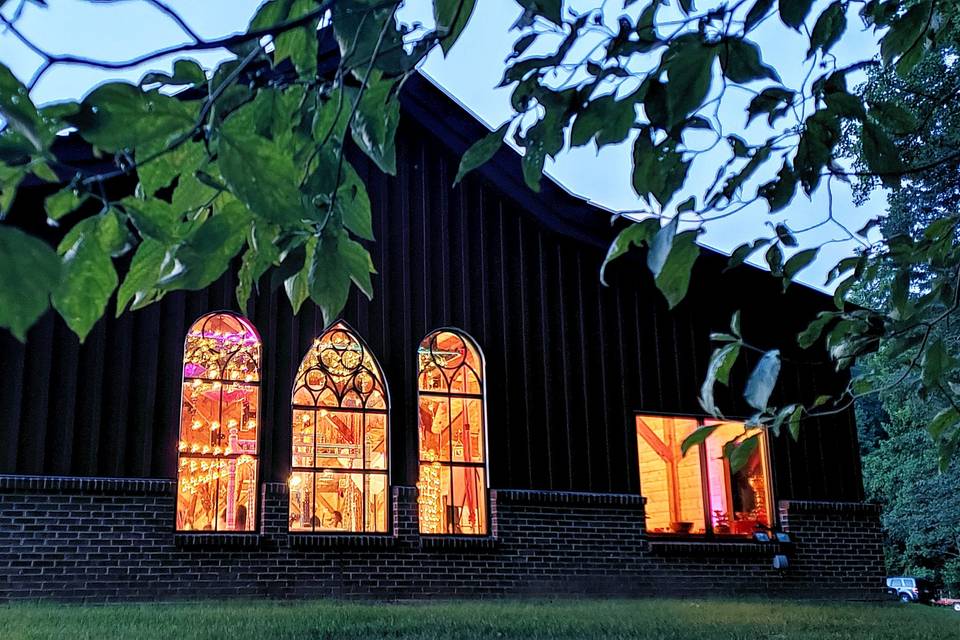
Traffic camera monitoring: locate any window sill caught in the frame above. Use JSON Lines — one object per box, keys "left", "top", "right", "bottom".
{"left": 646, "top": 538, "right": 789, "bottom": 556}
{"left": 288, "top": 533, "right": 397, "bottom": 549}
{"left": 419, "top": 535, "right": 498, "bottom": 551}
{"left": 174, "top": 532, "right": 261, "bottom": 548}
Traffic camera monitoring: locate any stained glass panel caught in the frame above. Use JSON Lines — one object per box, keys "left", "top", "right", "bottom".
{"left": 176, "top": 312, "right": 261, "bottom": 532}
{"left": 417, "top": 329, "right": 488, "bottom": 535}
{"left": 290, "top": 322, "right": 389, "bottom": 533}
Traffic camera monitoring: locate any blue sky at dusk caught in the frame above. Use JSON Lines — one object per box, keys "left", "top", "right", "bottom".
{"left": 0, "top": 0, "right": 885, "bottom": 291}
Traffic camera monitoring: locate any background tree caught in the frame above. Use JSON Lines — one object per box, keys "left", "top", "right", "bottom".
{"left": 1, "top": 0, "right": 960, "bottom": 464}
{"left": 846, "top": 13, "right": 960, "bottom": 590}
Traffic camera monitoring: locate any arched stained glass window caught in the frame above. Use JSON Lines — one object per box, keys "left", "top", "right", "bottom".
{"left": 289, "top": 322, "right": 389, "bottom": 533}
{"left": 417, "top": 329, "right": 488, "bottom": 535}
{"left": 176, "top": 312, "right": 261, "bottom": 532}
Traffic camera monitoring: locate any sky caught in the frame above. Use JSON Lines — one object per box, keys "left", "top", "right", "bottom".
{"left": 0, "top": 0, "right": 887, "bottom": 291}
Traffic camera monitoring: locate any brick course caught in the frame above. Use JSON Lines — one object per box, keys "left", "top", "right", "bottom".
{"left": 0, "top": 475, "right": 884, "bottom": 602}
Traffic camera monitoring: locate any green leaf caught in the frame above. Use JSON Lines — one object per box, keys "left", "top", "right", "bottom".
{"left": 67, "top": 83, "right": 196, "bottom": 152}
{"left": 745, "top": 0, "right": 774, "bottom": 31}
{"left": 52, "top": 233, "right": 118, "bottom": 341}
{"left": 782, "top": 248, "right": 819, "bottom": 287}
{"left": 774, "top": 223, "right": 796, "bottom": 247}
{"left": 797, "top": 311, "right": 838, "bottom": 348}
{"left": 454, "top": 122, "right": 508, "bottom": 186}
{"left": 744, "top": 349, "right": 780, "bottom": 410}
{"left": 747, "top": 87, "right": 795, "bottom": 126}
{"left": 795, "top": 109, "right": 841, "bottom": 192}
{"left": 880, "top": 0, "right": 931, "bottom": 76}
{"left": 922, "top": 338, "right": 953, "bottom": 389}
{"left": 284, "top": 237, "right": 315, "bottom": 314}
{"left": 331, "top": 0, "right": 414, "bottom": 75}
{"left": 730, "top": 310, "right": 741, "bottom": 338}
{"left": 336, "top": 161, "right": 374, "bottom": 241}
{"left": 788, "top": 405, "right": 803, "bottom": 440}
{"left": 157, "top": 199, "right": 251, "bottom": 291}
{"left": 219, "top": 102, "right": 309, "bottom": 225}
{"left": 699, "top": 342, "right": 741, "bottom": 415}
{"left": 570, "top": 93, "right": 638, "bottom": 149}
{"left": 116, "top": 238, "right": 166, "bottom": 315}
{"left": 350, "top": 73, "right": 400, "bottom": 175}
{"left": 136, "top": 139, "right": 206, "bottom": 197}
{"left": 236, "top": 222, "right": 280, "bottom": 310}
{"left": 928, "top": 407, "right": 959, "bottom": 442}
{"left": 521, "top": 139, "right": 546, "bottom": 193}
{"left": 600, "top": 218, "right": 660, "bottom": 285}
{"left": 663, "top": 38, "right": 716, "bottom": 128}
{"left": 339, "top": 235, "right": 376, "bottom": 300}
{"left": 312, "top": 86, "right": 356, "bottom": 145}
{"left": 765, "top": 243, "right": 783, "bottom": 275}
{"left": 29, "top": 160, "right": 58, "bottom": 183}
{"left": 779, "top": 0, "right": 816, "bottom": 30}
{"left": 435, "top": 0, "right": 477, "bottom": 54}
{"left": 141, "top": 59, "right": 207, "bottom": 87}
{"left": 44, "top": 186, "right": 89, "bottom": 222}
{"left": 273, "top": 0, "right": 319, "bottom": 78}
{"left": 632, "top": 134, "right": 690, "bottom": 206}
{"left": 728, "top": 433, "right": 760, "bottom": 472}
{"left": 0, "top": 164, "right": 26, "bottom": 218}
{"left": 861, "top": 119, "right": 905, "bottom": 188}
{"left": 57, "top": 209, "right": 132, "bottom": 258}
{"left": 807, "top": 1, "right": 846, "bottom": 58}
{"left": 308, "top": 230, "right": 374, "bottom": 326}
{"left": 121, "top": 197, "right": 183, "bottom": 243}
{"left": 719, "top": 38, "right": 779, "bottom": 83}
{"left": 654, "top": 229, "right": 700, "bottom": 309}
{"left": 868, "top": 100, "right": 917, "bottom": 135}
{"left": 647, "top": 215, "right": 680, "bottom": 278}
{"left": 758, "top": 161, "right": 798, "bottom": 212}
{"left": 681, "top": 425, "right": 720, "bottom": 456}
{"left": 515, "top": 0, "right": 562, "bottom": 24}
{"left": 0, "top": 226, "right": 60, "bottom": 340}
{"left": 0, "top": 62, "right": 45, "bottom": 151}
{"left": 725, "top": 238, "right": 770, "bottom": 271}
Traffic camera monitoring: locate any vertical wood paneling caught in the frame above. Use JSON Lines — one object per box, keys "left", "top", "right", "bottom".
{"left": 0, "top": 99, "right": 865, "bottom": 503}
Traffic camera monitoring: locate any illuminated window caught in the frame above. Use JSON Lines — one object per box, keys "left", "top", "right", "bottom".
{"left": 289, "top": 322, "right": 389, "bottom": 533}
{"left": 176, "top": 312, "right": 261, "bottom": 532}
{"left": 636, "top": 415, "right": 773, "bottom": 537}
{"left": 417, "top": 329, "right": 488, "bottom": 535}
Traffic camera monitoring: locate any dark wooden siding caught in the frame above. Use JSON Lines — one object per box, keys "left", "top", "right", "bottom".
{"left": 0, "top": 79, "right": 864, "bottom": 502}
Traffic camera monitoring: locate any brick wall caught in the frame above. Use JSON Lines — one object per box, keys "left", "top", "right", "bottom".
{"left": 0, "top": 475, "right": 884, "bottom": 602}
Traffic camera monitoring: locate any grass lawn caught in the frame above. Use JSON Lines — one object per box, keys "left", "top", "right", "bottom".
{"left": 0, "top": 598, "right": 957, "bottom": 639}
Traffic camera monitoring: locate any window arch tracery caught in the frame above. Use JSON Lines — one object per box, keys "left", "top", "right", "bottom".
{"left": 416, "top": 329, "right": 488, "bottom": 535}
{"left": 289, "top": 321, "right": 389, "bottom": 533}
{"left": 176, "top": 312, "right": 261, "bottom": 532}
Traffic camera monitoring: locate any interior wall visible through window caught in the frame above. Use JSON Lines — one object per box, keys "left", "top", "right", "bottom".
{"left": 635, "top": 414, "right": 773, "bottom": 537}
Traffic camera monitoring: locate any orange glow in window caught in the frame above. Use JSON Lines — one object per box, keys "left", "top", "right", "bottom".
{"left": 636, "top": 415, "right": 773, "bottom": 537}
{"left": 289, "top": 322, "right": 389, "bottom": 533}
{"left": 176, "top": 312, "right": 261, "bottom": 532}
{"left": 416, "top": 330, "right": 488, "bottom": 535}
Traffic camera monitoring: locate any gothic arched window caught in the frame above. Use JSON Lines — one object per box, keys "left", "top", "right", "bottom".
{"left": 289, "top": 322, "right": 389, "bottom": 533}
{"left": 176, "top": 312, "right": 261, "bottom": 532}
{"left": 416, "top": 329, "right": 488, "bottom": 535}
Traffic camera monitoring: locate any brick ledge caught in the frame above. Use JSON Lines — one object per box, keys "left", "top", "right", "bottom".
{"left": 493, "top": 489, "right": 644, "bottom": 507}
{"left": 647, "top": 539, "right": 788, "bottom": 556}
{"left": 174, "top": 533, "right": 260, "bottom": 548}
{"left": 779, "top": 500, "right": 881, "bottom": 515}
{"left": 419, "top": 535, "right": 498, "bottom": 551}
{"left": 0, "top": 474, "right": 174, "bottom": 495}
{"left": 288, "top": 533, "right": 397, "bottom": 548}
